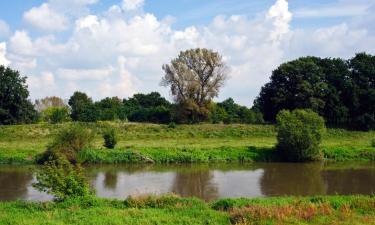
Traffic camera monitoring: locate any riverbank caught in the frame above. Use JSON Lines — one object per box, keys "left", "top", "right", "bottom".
{"left": 0, "top": 195, "right": 374, "bottom": 224}
{"left": 0, "top": 122, "right": 374, "bottom": 164}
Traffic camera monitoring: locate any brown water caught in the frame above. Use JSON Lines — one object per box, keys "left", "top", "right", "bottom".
{"left": 0, "top": 162, "right": 374, "bottom": 201}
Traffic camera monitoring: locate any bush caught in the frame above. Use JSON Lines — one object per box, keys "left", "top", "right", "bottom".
{"left": 168, "top": 122, "right": 176, "bottom": 129}
{"left": 41, "top": 107, "right": 70, "bottom": 124}
{"left": 276, "top": 109, "right": 326, "bottom": 162}
{"left": 371, "top": 139, "right": 375, "bottom": 148}
{"left": 38, "top": 124, "right": 94, "bottom": 164}
{"left": 33, "top": 157, "right": 92, "bottom": 201}
{"left": 103, "top": 128, "right": 117, "bottom": 149}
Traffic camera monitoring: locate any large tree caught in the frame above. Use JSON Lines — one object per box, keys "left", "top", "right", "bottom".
{"left": 161, "top": 48, "right": 228, "bottom": 123}
{"left": 0, "top": 66, "right": 37, "bottom": 125}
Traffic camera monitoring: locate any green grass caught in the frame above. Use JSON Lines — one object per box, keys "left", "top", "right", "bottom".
{"left": 0, "top": 122, "right": 374, "bottom": 164}
{"left": 0, "top": 195, "right": 374, "bottom": 225}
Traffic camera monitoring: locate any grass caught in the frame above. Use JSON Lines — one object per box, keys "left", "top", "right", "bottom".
{"left": 0, "top": 195, "right": 374, "bottom": 225}
{"left": 0, "top": 122, "right": 374, "bottom": 164}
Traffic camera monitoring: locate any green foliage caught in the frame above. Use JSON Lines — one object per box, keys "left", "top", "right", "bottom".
{"left": 167, "top": 122, "right": 176, "bottom": 129}
{"left": 372, "top": 139, "right": 375, "bottom": 148}
{"left": 254, "top": 53, "right": 375, "bottom": 131}
{"left": 0, "top": 123, "right": 374, "bottom": 164}
{"left": 162, "top": 48, "right": 228, "bottom": 123}
{"left": 0, "top": 195, "right": 374, "bottom": 224}
{"left": 41, "top": 106, "right": 70, "bottom": 124}
{"left": 68, "top": 92, "right": 98, "bottom": 122}
{"left": 39, "top": 124, "right": 94, "bottom": 164}
{"left": 33, "top": 157, "right": 92, "bottom": 201}
{"left": 124, "top": 92, "right": 172, "bottom": 123}
{"left": 276, "top": 109, "right": 326, "bottom": 162}
{"left": 102, "top": 128, "right": 117, "bottom": 149}
{"left": 0, "top": 66, "right": 38, "bottom": 125}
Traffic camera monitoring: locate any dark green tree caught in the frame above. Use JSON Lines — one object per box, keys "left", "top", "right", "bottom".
{"left": 95, "top": 97, "right": 125, "bottom": 121}
{"left": 347, "top": 53, "right": 375, "bottom": 130}
{"left": 254, "top": 57, "right": 328, "bottom": 122}
{"left": 0, "top": 66, "right": 37, "bottom": 125}
{"left": 68, "top": 92, "right": 98, "bottom": 122}
{"left": 123, "top": 92, "right": 172, "bottom": 123}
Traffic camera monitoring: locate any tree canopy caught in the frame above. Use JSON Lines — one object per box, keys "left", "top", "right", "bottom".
{"left": 161, "top": 48, "right": 228, "bottom": 123}
{"left": 254, "top": 53, "right": 375, "bottom": 130}
{"left": 0, "top": 66, "right": 37, "bottom": 125}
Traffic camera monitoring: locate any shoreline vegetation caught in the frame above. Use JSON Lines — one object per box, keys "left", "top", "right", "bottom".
{"left": 0, "top": 195, "right": 374, "bottom": 224}
{"left": 0, "top": 122, "right": 374, "bottom": 165}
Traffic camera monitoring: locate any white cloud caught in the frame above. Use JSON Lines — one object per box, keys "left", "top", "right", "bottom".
{"left": 295, "top": 0, "right": 372, "bottom": 18}
{"left": 23, "top": 3, "right": 68, "bottom": 32}
{"left": 122, "top": 0, "right": 144, "bottom": 11}
{"left": 0, "top": 20, "right": 10, "bottom": 38}
{"left": 27, "top": 72, "right": 57, "bottom": 99}
{"left": 0, "top": 42, "right": 10, "bottom": 66}
{"left": 3, "top": 0, "right": 374, "bottom": 104}
{"left": 57, "top": 67, "right": 114, "bottom": 80}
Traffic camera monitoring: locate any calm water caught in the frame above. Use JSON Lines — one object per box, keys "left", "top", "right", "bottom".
{"left": 0, "top": 162, "right": 374, "bottom": 201}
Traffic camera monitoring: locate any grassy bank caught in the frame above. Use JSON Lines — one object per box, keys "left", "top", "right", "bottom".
{"left": 0, "top": 195, "right": 374, "bottom": 224}
{"left": 0, "top": 122, "right": 374, "bottom": 164}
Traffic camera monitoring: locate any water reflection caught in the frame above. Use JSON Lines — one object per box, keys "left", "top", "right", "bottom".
{"left": 0, "top": 162, "right": 374, "bottom": 201}
{"left": 260, "top": 163, "right": 326, "bottom": 196}
{"left": 171, "top": 167, "right": 218, "bottom": 201}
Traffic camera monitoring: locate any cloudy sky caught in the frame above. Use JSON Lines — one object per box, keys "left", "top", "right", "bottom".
{"left": 0, "top": 0, "right": 374, "bottom": 105}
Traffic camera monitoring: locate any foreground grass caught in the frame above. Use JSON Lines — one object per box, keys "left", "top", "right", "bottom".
{"left": 0, "top": 122, "right": 374, "bottom": 164}
{"left": 0, "top": 195, "right": 374, "bottom": 225}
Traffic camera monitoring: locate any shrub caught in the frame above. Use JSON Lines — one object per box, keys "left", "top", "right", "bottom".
{"left": 276, "top": 109, "right": 326, "bottom": 162}
{"left": 33, "top": 157, "right": 92, "bottom": 201}
{"left": 371, "top": 139, "right": 375, "bottom": 148}
{"left": 167, "top": 122, "right": 176, "bottom": 129}
{"left": 41, "top": 106, "right": 70, "bottom": 124}
{"left": 38, "top": 124, "right": 94, "bottom": 164}
{"left": 103, "top": 128, "right": 117, "bottom": 149}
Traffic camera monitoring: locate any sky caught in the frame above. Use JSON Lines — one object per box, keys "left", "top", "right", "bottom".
{"left": 0, "top": 0, "right": 374, "bottom": 106}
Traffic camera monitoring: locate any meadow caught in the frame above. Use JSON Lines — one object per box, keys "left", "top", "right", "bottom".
{"left": 0, "top": 122, "right": 374, "bottom": 164}
{"left": 0, "top": 195, "right": 374, "bottom": 225}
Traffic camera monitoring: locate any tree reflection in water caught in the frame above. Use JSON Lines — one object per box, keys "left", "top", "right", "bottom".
{"left": 103, "top": 172, "right": 118, "bottom": 190}
{"left": 171, "top": 166, "right": 218, "bottom": 201}
{"left": 0, "top": 167, "right": 33, "bottom": 201}
{"left": 260, "top": 163, "right": 326, "bottom": 196}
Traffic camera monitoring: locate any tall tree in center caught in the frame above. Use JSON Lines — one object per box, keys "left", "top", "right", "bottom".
{"left": 161, "top": 48, "right": 228, "bottom": 123}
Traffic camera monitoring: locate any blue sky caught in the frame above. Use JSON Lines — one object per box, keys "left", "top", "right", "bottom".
{"left": 0, "top": 0, "right": 374, "bottom": 105}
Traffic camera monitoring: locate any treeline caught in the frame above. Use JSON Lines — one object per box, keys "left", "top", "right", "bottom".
{"left": 35, "top": 92, "right": 263, "bottom": 124}
{"left": 254, "top": 52, "right": 375, "bottom": 130}
{"left": 0, "top": 64, "right": 262, "bottom": 125}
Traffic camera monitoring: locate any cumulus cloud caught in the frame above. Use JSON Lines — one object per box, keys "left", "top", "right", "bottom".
{"left": 23, "top": 3, "right": 68, "bottom": 32}
{"left": 0, "top": 42, "right": 10, "bottom": 66}
{"left": 3, "top": 0, "right": 374, "bottom": 104}
{"left": 122, "top": 0, "right": 144, "bottom": 11}
{"left": 0, "top": 20, "right": 10, "bottom": 38}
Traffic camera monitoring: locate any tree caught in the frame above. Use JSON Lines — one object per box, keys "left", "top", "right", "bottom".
{"left": 35, "top": 96, "right": 66, "bottom": 112}
{"left": 347, "top": 53, "right": 375, "bottom": 130}
{"left": 254, "top": 57, "right": 328, "bottom": 122}
{"left": 161, "top": 48, "right": 228, "bottom": 123}
{"left": 95, "top": 97, "right": 125, "bottom": 121}
{"left": 276, "top": 109, "right": 326, "bottom": 162}
{"left": 0, "top": 66, "right": 37, "bottom": 125}
{"left": 68, "top": 92, "right": 98, "bottom": 122}
{"left": 123, "top": 92, "right": 172, "bottom": 123}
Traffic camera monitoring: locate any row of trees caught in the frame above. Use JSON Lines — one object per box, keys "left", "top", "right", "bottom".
{"left": 37, "top": 92, "right": 262, "bottom": 124}
{"left": 254, "top": 53, "right": 375, "bottom": 130}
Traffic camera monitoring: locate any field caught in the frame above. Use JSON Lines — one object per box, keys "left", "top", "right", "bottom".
{"left": 0, "top": 122, "right": 374, "bottom": 164}
{"left": 0, "top": 195, "right": 374, "bottom": 225}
